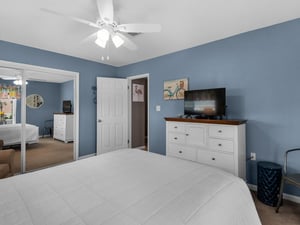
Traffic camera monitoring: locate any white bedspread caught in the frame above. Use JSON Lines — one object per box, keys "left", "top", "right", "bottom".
{"left": 0, "top": 123, "right": 39, "bottom": 146}
{"left": 0, "top": 149, "right": 261, "bottom": 225}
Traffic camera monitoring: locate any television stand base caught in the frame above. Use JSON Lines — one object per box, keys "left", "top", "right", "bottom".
{"left": 189, "top": 115, "right": 224, "bottom": 120}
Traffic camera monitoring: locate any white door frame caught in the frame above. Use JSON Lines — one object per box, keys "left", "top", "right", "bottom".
{"left": 0, "top": 60, "right": 79, "bottom": 173}
{"left": 127, "top": 73, "right": 149, "bottom": 151}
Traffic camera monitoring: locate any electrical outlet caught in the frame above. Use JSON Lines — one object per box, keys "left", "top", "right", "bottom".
{"left": 155, "top": 105, "right": 161, "bottom": 111}
{"left": 250, "top": 152, "right": 256, "bottom": 161}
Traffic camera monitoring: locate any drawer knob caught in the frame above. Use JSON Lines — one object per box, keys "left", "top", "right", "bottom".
{"left": 185, "top": 134, "right": 189, "bottom": 136}
{"left": 174, "top": 137, "right": 178, "bottom": 140}
{"left": 218, "top": 143, "right": 222, "bottom": 147}
{"left": 174, "top": 126, "right": 178, "bottom": 129}
{"left": 179, "top": 150, "right": 183, "bottom": 154}
{"left": 218, "top": 130, "right": 222, "bottom": 133}
{"left": 212, "top": 157, "right": 216, "bottom": 160}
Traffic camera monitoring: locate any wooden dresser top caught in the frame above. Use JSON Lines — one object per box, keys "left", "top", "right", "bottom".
{"left": 165, "top": 117, "right": 247, "bottom": 125}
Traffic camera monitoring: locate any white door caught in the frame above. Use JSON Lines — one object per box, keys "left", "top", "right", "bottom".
{"left": 97, "top": 77, "right": 128, "bottom": 154}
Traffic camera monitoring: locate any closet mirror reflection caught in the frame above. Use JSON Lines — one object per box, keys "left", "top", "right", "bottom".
{"left": 0, "top": 62, "right": 78, "bottom": 175}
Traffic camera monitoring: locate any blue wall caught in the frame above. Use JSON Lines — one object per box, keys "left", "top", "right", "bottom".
{"left": 1, "top": 18, "right": 300, "bottom": 196}
{"left": 26, "top": 81, "right": 61, "bottom": 134}
{"left": 0, "top": 41, "right": 116, "bottom": 156}
{"left": 60, "top": 80, "right": 74, "bottom": 112}
{"left": 117, "top": 19, "right": 300, "bottom": 196}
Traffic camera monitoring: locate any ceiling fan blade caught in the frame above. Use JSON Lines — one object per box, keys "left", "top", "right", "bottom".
{"left": 96, "top": 0, "right": 114, "bottom": 24}
{"left": 41, "top": 8, "right": 99, "bottom": 28}
{"left": 117, "top": 24, "right": 162, "bottom": 33}
{"left": 116, "top": 33, "right": 137, "bottom": 51}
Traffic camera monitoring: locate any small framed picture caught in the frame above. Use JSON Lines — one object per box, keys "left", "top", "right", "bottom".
{"left": 132, "top": 84, "right": 144, "bottom": 102}
{"left": 163, "top": 78, "right": 188, "bottom": 100}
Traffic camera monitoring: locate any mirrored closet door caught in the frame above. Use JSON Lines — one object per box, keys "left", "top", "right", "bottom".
{"left": 0, "top": 61, "right": 79, "bottom": 174}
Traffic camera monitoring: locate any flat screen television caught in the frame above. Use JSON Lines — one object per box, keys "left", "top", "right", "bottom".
{"left": 63, "top": 100, "right": 72, "bottom": 113}
{"left": 184, "top": 88, "right": 226, "bottom": 118}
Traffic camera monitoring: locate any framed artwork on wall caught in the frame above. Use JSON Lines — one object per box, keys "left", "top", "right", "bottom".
{"left": 132, "top": 83, "right": 144, "bottom": 102}
{"left": 0, "top": 84, "right": 21, "bottom": 99}
{"left": 163, "top": 78, "right": 188, "bottom": 100}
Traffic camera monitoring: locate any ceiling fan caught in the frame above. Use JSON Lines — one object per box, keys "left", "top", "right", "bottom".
{"left": 41, "top": 0, "right": 162, "bottom": 50}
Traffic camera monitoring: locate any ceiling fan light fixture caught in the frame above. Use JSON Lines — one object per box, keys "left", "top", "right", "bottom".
{"left": 95, "top": 38, "right": 107, "bottom": 48}
{"left": 13, "top": 80, "right": 28, "bottom": 85}
{"left": 112, "top": 35, "right": 124, "bottom": 48}
{"left": 97, "top": 29, "right": 110, "bottom": 41}
{"left": 95, "top": 28, "right": 110, "bottom": 48}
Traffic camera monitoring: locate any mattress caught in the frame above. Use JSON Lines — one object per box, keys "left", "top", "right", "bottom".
{"left": 0, "top": 123, "right": 39, "bottom": 146}
{"left": 0, "top": 148, "right": 261, "bottom": 225}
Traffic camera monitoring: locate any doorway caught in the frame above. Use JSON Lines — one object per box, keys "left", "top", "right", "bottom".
{"left": 0, "top": 60, "right": 79, "bottom": 173}
{"left": 128, "top": 74, "right": 149, "bottom": 151}
{"left": 96, "top": 75, "right": 149, "bottom": 153}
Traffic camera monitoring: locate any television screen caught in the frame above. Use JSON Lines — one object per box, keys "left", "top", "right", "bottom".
{"left": 184, "top": 88, "right": 226, "bottom": 118}
{"left": 63, "top": 100, "right": 72, "bottom": 113}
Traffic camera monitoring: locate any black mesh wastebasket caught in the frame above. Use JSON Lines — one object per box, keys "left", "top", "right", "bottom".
{"left": 257, "top": 161, "right": 282, "bottom": 206}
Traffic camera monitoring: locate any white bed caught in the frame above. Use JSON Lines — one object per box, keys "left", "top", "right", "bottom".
{"left": 0, "top": 123, "right": 39, "bottom": 146}
{"left": 0, "top": 148, "right": 261, "bottom": 225}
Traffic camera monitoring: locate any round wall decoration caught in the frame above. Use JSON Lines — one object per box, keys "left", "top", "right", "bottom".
{"left": 26, "top": 94, "right": 44, "bottom": 109}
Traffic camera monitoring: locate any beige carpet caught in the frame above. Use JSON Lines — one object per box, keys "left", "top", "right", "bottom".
{"left": 252, "top": 191, "right": 300, "bottom": 225}
{"left": 13, "top": 137, "right": 73, "bottom": 173}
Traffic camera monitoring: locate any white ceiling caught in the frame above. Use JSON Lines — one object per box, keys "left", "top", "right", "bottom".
{"left": 0, "top": 0, "right": 299, "bottom": 67}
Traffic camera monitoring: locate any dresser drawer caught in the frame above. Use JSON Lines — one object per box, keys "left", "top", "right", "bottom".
{"left": 167, "top": 122, "right": 185, "bottom": 132}
{"left": 54, "top": 127, "right": 65, "bottom": 133}
{"left": 185, "top": 125, "right": 206, "bottom": 146}
{"left": 197, "top": 150, "right": 234, "bottom": 174}
{"left": 208, "top": 125, "right": 234, "bottom": 139}
{"left": 168, "top": 132, "right": 186, "bottom": 144}
{"left": 54, "top": 116, "right": 66, "bottom": 127}
{"left": 54, "top": 129, "right": 65, "bottom": 140}
{"left": 54, "top": 123, "right": 64, "bottom": 129}
{"left": 168, "top": 144, "right": 197, "bottom": 161}
{"left": 208, "top": 138, "right": 234, "bottom": 153}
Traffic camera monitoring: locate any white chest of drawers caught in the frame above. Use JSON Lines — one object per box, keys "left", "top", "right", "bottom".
{"left": 53, "top": 113, "right": 74, "bottom": 143}
{"left": 165, "top": 118, "right": 246, "bottom": 179}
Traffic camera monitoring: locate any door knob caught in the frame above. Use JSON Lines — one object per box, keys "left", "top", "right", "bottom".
{"left": 98, "top": 119, "right": 102, "bottom": 123}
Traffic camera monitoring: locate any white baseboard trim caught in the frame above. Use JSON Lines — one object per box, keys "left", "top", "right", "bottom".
{"left": 79, "top": 153, "right": 96, "bottom": 160}
{"left": 248, "top": 184, "right": 300, "bottom": 204}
